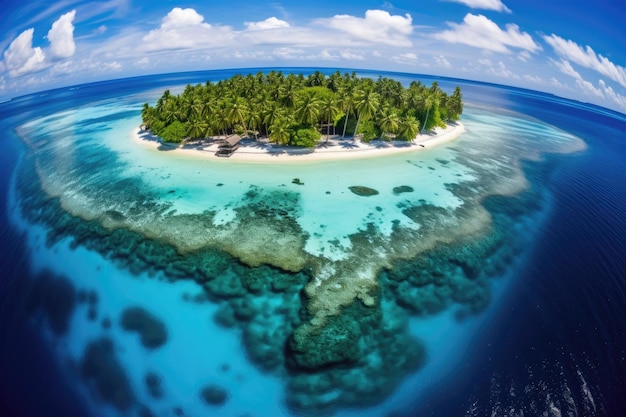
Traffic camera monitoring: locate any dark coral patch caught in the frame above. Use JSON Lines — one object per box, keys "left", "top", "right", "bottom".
{"left": 80, "top": 338, "right": 135, "bottom": 410}
{"left": 145, "top": 371, "right": 164, "bottom": 399}
{"left": 348, "top": 186, "right": 379, "bottom": 197}
{"left": 26, "top": 270, "right": 76, "bottom": 336}
{"left": 120, "top": 307, "right": 167, "bottom": 349}
{"left": 392, "top": 185, "right": 414, "bottom": 195}
{"left": 200, "top": 384, "right": 229, "bottom": 406}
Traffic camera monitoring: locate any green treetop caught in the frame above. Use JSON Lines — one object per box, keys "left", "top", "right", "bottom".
{"left": 141, "top": 71, "right": 464, "bottom": 145}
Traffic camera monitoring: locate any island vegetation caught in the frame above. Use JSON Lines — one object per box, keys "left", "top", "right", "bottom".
{"left": 141, "top": 70, "right": 463, "bottom": 146}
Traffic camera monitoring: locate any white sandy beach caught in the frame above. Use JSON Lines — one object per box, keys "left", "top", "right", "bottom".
{"left": 131, "top": 122, "right": 465, "bottom": 163}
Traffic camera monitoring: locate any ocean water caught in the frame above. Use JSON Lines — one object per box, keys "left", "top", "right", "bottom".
{"left": 0, "top": 68, "right": 625, "bottom": 417}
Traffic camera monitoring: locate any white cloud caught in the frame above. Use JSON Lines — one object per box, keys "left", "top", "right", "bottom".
{"left": 142, "top": 8, "right": 234, "bottom": 51}
{"left": 94, "top": 25, "right": 107, "bottom": 35}
{"left": 435, "top": 55, "right": 451, "bottom": 68}
{"left": 576, "top": 78, "right": 603, "bottom": 98}
{"left": 162, "top": 7, "right": 205, "bottom": 28}
{"left": 3, "top": 29, "right": 47, "bottom": 77}
{"left": 392, "top": 52, "right": 418, "bottom": 65}
{"left": 543, "top": 34, "right": 626, "bottom": 89}
{"left": 518, "top": 50, "right": 531, "bottom": 62}
{"left": 272, "top": 47, "right": 305, "bottom": 59}
{"left": 599, "top": 80, "right": 626, "bottom": 109}
{"left": 3, "top": 10, "right": 76, "bottom": 77}
{"left": 340, "top": 51, "right": 365, "bottom": 60}
{"left": 245, "top": 17, "right": 290, "bottom": 31}
{"left": 552, "top": 58, "right": 626, "bottom": 109}
{"left": 316, "top": 10, "right": 413, "bottom": 47}
{"left": 550, "top": 77, "right": 566, "bottom": 89}
{"left": 320, "top": 49, "right": 337, "bottom": 60}
{"left": 444, "top": 0, "right": 511, "bottom": 13}
{"left": 523, "top": 74, "right": 542, "bottom": 83}
{"left": 103, "top": 61, "right": 122, "bottom": 70}
{"left": 434, "top": 14, "right": 540, "bottom": 54}
{"left": 553, "top": 59, "right": 582, "bottom": 80}
{"left": 47, "top": 10, "right": 76, "bottom": 59}
{"left": 372, "top": 50, "right": 382, "bottom": 57}
{"left": 487, "top": 61, "right": 519, "bottom": 79}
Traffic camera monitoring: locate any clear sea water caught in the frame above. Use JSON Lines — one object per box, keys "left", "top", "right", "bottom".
{"left": 0, "top": 68, "right": 625, "bottom": 417}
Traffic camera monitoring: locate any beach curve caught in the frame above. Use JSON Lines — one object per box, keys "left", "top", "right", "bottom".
{"left": 131, "top": 122, "right": 465, "bottom": 163}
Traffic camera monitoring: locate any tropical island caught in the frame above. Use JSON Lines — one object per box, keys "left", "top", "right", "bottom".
{"left": 140, "top": 70, "right": 463, "bottom": 157}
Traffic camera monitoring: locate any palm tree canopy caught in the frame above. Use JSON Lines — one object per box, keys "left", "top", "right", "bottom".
{"left": 142, "top": 71, "right": 462, "bottom": 144}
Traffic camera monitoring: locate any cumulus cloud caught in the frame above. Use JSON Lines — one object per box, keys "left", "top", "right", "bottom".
{"left": 552, "top": 58, "right": 626, "bottom": 107}
{"left": 3, "top": 29, "right": 47, "bottom": 77}
{"left": 435, "top": 55, "right": 451, "bottom": 68}
{"left": 316, "top": 10, "right": 413, "bottom": 47}
{"left": 340, "top": 50, "right": 365, "bottom": 60}
{"left": 553, "top": 59, "right": 582, "bottom": 80}
{"left": 245, "top": 17, "right": 290, "bottom": 30}
{"left": 550, "top": 77, "right": 566, "bottom": 89}
{"left": 142, "top": 7, "right": 234, "bottom": 51}
{"left": 486, "top": 60, "right": 519, "bottom": 79}
{"left": 392, "top": 52, "right": 418, "bottom": 65}
{"left": 577, "top": 78, "right": 603, "bottom": 98}
{"left": 434, "top": 14, "right": 540, "bottom": 53}
{"left": 103, "top": 61, "right": 122, "bottom": 70}
{"left": 47, "top": 10, "right": 76, "bottom": 59}
{"left": 599, "top": 80, "right": 626, "bottom": 109}
{"left": 523, "top": 74, "right": 542, "bottom": 83}
{"left": 543, "top": 34, "right": 626, "bottom": 89}
{"left": 2, "top": 10, "right": 77, "bottom": 77}
{"left": 444, "top": 0, "right": 511, "bottom": 13}
{"left": 272, "top": 47, "right": 305, "bottom": 59}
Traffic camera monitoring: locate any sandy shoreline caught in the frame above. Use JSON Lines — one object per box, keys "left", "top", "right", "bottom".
{"left": 131, "top": 122, "right": 465, "bottom": 163}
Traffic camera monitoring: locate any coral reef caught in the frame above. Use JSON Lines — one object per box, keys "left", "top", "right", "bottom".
{"left": 26, "top": 270, "right": 76, "bottom": 336}
{"left": 80, "top": 338, "right": 135, "bottom": 410}
{"left": 120, "top": 307, "right": 168, "bottom": 349}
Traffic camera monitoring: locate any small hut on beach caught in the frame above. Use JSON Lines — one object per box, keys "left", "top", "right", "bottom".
{"left": 215, "top": 134, "right": 242, "bottom": 157}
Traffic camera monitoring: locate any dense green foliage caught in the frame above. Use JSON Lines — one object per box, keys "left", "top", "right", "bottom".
{"left": 142, "top": 70, "right": 464, "bottom": 144}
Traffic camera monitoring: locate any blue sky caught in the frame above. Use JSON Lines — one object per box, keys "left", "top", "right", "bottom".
{"left": 1, "top": 0, "right": 625, "bottom": 113}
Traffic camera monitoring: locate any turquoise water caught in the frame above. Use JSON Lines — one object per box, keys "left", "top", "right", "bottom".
{"left": 7, "top": 72, "right": 589, "bottom": 416}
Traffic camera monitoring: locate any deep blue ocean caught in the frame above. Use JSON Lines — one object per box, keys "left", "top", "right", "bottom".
{"left": 1, "top": 68, "right": 625, "bottom": 417}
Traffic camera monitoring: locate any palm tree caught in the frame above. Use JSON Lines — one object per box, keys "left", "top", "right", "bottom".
{"left": 320, "top": 94, "right": 340, "bottom": 141}
{"left": 263, "top": 102, "right": 283, "bottom": 134}
{"left": 397, "top": 116, "right": 420, "bottom": 141}
{"left": 269, "top": 116, "right": 292, "bottom": 145}
{"left": 212, "top": 103, "right": 229, "bottom": 137}
{"left": 378, "top": 106, "right": 400, "bottom": 140}
{"left": 188, "top": 117, "right": 206, "bottom": 140}
{"left": 337, "top": 83, "right": 354, "bottom": 139}
{"left": 141, "top": 103, "right": 154, "bottom": 129}
{"left": 247, "top": 108, "right": 262, "bottom": 139}
{"left": 156, "top": 89, "right": 171, "bottom": 112}
{"left": 278, "top": 77, "right": 298, "bottom": 107}
{"left": 353, "top": 88, "right": 379, "bottom": 140}
{"left": 295, "top": 93, "right": 321, "bottom": 126}
{"left": 422, "top": 82, "right": 443, "bottom": 133}
{"left": 227, "top": 97, "right": 249, "bottom": 135}
{"left": 420, "top": 95, "right": 433, "bottom": 134}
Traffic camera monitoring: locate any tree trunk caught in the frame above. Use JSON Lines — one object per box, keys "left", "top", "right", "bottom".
{"left": 353, "top": 114, "right": 362, "bottom": 141}
{"left": 421, "top": 107, "right": 430, "bottom": 134}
